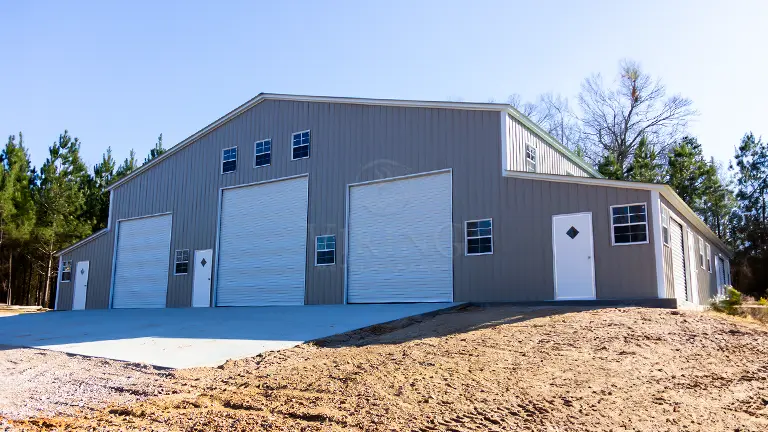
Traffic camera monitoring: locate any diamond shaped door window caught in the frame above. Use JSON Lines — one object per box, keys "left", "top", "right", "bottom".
{"left": 566, "top": 226, "right": 579, "bottom": 239}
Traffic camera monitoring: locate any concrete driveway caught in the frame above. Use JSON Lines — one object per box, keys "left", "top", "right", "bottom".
{"left": 0, "top": 303, "right": 457, "bottom": 368}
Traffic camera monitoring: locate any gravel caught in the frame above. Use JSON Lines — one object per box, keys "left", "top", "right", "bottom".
{"left": 4, "top": 306, "right": 768, "bottom": 431}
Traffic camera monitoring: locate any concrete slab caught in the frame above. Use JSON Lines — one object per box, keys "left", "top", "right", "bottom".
{"left": 0, "top": 303, "right": 457, "bottom": 368}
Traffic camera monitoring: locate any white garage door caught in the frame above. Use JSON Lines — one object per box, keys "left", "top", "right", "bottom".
{"left": 216, "top": 177, "right": 308, "bottom": 306}
{"left": 670, "top": 219, "right": 687, "bottom": 301}
{"left": 347, "top": 172, "right": 453, "bottom": 303}
{"left": 112, "top": 214, "right": 172, "bottom": 308}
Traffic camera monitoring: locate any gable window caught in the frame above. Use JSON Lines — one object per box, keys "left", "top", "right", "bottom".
{"left": 466, "top": 219, "right": 493, "bottom": 255}
{"left": 661, "top": 206, "right": 670, "bottom": 245}
{"left": 222, "top": 147, "right": 237, "bottom": 173}
{"left": 292, "top": 130, "right": 310, "bottom": 160}
{"left": 610, "top": 203, "right": 648, "bottom": 245}
{"left": 699, "top": 237, "right": 705, "bottom": 269}
{"left": 60, "top": 260, "right": 72, "bottom": 282}
{"left": 315, "top": 235, "right": 336, "bottom": 265}
{"left": 254, "top": 139, "right": 271, "bottom": 167}
{"left": 525, "top": 144, "right": 537, "bottom": 172}
{"left": 706, "top": 243, "right": 712, "bottom": 272}
{"left": 175, "top": 249, "right": 189, "bottom": 275}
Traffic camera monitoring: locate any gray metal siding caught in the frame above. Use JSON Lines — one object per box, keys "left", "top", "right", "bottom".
{"left": 661, "top": 196, "right": 727, "bottom": 304}
{"left": 505, "top": 114, "right": 590, "bottom": 177}
{"left": 57, "top": 232, "right": 114, "bottom": 310}
{"left": 57, "top": 98, "right": 663, "bottom": 308}
{"left": 67, "top": 100, "right": 503, "bottom": 307}
{"left": 662, "top": 246, "right": 675, "bottom": 298}
{"left": 482, "top": 178, "right": 657, "bottom": 301}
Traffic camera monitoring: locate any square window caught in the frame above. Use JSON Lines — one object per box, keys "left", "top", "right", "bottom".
{"left": 60, "top": 260, "right": 72, "bottom": 282}
{"left": 661, "top": 206, "right": 670, "bottom": 245}
{"left": 222, "top": 147, "right": 237, "bottom": 173}
{"left": 706, "top": 243, "right": 712, "bottom": 272}
{"left": 316, "top": 235, "right": 336, "bottom": 265}
{"left": 610, "top": 203, "right": 648, "bottom": 245}
{"left": 254, "top": 139, "right": 272, "bottom": 167}
{"left": 292, "top": 131, "right": 310, "bottom": 160}
{"left": 525, "top": 144, "right": 537, "bottom": 172}
{"left": 699, "top": 237, "right": 705, "bottom": 269}
{"left": 175, "top": 249, "right": 189, "bottom": 275}
{"left": 466, "top": 219, "right": 493, "bottom": 255}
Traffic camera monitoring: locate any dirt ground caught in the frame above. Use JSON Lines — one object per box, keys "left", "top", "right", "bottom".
{"left": 3, "top": 305, "right": 768, "bottom": 431}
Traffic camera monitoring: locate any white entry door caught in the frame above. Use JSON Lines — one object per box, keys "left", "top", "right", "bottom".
{"left": 553, "top": 213, "right": 596, "bottom": 300}
{"left": 686, "top": 229, "right": 700, "bottom": 304}
{"left": 72, "top": 261, "right": 89, "bottom": 310}
{"left": 192, "top": 249, "right": 213, "bottom": 307}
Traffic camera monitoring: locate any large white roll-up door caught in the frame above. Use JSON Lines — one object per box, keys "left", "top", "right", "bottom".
{"left": 669, "top": 219, "right": 687, "bottom": 301}
{"left": 216, "top": 176, "right": 308, "bottom": 306}
{"left": 347, "top": 172, "right": 453, "bottom": 303}
{"left": 112, "top": 214, "right": 172, "bottom": 308}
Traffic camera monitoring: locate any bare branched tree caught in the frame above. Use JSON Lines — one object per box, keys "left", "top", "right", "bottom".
{"left": 507, "top": 93, "right": 582, "bottom": 152}
{"left": 577, "top": 59, "right": 696, "bottom": 172}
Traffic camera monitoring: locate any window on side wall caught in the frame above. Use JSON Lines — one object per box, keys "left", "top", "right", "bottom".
{"left": 661, "top": 206, "right": 670, "bottom": 245}
{"left": 610, "top": 203, "right": 648, "bottom": 245}
{"left": 466, "top": 219, "right": 493, "bottom": 255}
{"left": 699, "top": 237, "right": 705, "bottom": 269}
{"left": 706, "top": 243, "right": 712, "bottom": 272}
{"left": 292, "top": 130, "right": 310, "bottom": 160}
{"left": 60, "top": 260, "right": 72, "bottom": 282}
{"left": 525, "top": 144, "right": 537, "bottom": 172}
{"left": 316, "top": 235, "right": 336, "bottom": 265}
{"left": 254, "top": 139, "right": 271, "bottom": 167}
{"left": 175, "top": 249, "right": 189, "bottom": 275}
{"left": 222, "top": 147, "right": 237, "bottom": 173}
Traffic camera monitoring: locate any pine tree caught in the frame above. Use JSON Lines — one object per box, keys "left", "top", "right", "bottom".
{"left": 626, "top": 136, "right": 663, "bottom": 183}
{"left": 666, "top": 136, "right": 712, "bottom": 208}
{"left": 114, "top": 149, "right": 138, "bottom": 181}
{"left": 34, "top": 131, "right": 93, "bottom": 307}
{"left": 0, "top": 133, "right": 36, "bottom": 304}
{"left": 144, "top": 133, "right": 166, "bottom": 164}
{"left": 91, "top": 147, "right": 116, "bottom": 230}
{"left": 597, "top": 153, "right": 624, "bottom": 180}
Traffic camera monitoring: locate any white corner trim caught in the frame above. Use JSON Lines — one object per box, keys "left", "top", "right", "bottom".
{"left": 650, "top": 191, "right": 666, "bottom": 298}
{"left": 500, "top": 112, "right": 509, "bottom": 173}
{"left": 54, "top": 256, "right": 63, "bottom": 310}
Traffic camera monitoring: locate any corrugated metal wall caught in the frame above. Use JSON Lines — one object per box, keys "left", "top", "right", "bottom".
{"left": 56, "top": 232, "right": 114, "bottom": 310}
{"left": 479, "top": 178, "right": 657, "bottom": 301}
{"left": 505, "top": 114, "right": 590, "bottom": 177}
{"left": 58, "top": 99, "right": 663, "bottom": 309}
{"left": 660, "top": 196, "right": 728, "bottom": 304}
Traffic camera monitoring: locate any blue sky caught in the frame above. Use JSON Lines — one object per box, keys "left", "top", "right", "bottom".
{"left": 1, "top": 1, "right": 766, "bottom": 170}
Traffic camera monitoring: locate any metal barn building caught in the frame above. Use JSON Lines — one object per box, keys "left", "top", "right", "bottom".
{"left": 54, "top": 94, "right": 732, "bottom": 310}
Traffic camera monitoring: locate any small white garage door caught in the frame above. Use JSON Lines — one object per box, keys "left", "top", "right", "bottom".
{"left": 112, "top": 214, "right": 172, "bottom": 308}
{"left": 347, "top": 172, "right": 453, "bottom": 303}
{"left": 670, "top": 218, "right": 687, "bottom": 301}
{"left": 216, "top": 176, "right": 308, "bottom": 306}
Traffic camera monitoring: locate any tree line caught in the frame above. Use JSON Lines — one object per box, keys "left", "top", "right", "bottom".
{"left": 2, "top": 59, "right": 766, "bottom": 306}
{"left": 0, "top": 133, "right": 165, "bottom": 307}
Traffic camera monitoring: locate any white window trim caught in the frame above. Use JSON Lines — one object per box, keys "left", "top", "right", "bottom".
{"left": 221, "top": 146, "right": 237, "bottom": 174}
{"left": 699, "top": 236, "right": 705, "bottom": 269}
{"left": 315, "top": 235, "right": 336, "bottom": 266}
{"left": 525, "top": 143, "right": 537, "bottom": 173}
{"left": 59, "top": 260, "right": 72, "bottom": 282}
{"left": 291, "top": 130, "right": 311, "bottom": 161}
{"left": 706, "top": 243, "right": 712, "bottom": 273}
{"left": 610, "top": 202, "right": 650, "bottom": 246}
{"left": 174, "top": 249, "right": 190, "bottom": 275}
{"left": 253, "top": 139, "right": 272, "bottom": 168}
{"left": 465, "top": 218, "right": 494, "bottom": 256}
{"left": 661, "top": 205, "right": 670, "bottom": 247}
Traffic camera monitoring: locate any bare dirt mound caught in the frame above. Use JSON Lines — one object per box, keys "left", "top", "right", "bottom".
{"left": 8, "top": 306, "right": 768, "bottom": 431}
